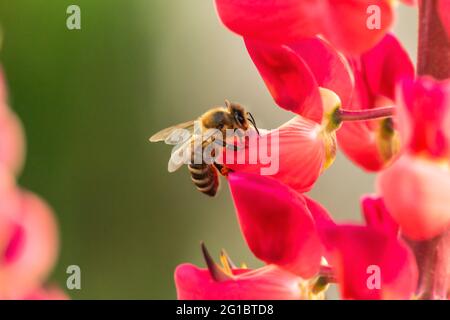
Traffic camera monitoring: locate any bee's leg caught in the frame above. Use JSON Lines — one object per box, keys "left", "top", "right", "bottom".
{"left": 214, "top": 163, "right": 233, "bottom": 176}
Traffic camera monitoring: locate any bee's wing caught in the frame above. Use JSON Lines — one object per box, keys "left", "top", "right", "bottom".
{"left": 168, "top": 137, "right": 193, "bottom": 173}
{"left": 149, "top": 120, "right": 196, "bottom": 143}
{"left": 167, "top": 130, "right": 220, "bottom": 173}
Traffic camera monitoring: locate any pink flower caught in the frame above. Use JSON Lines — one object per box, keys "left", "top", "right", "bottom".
{"left": 227, "top": 170, "right": 418, "bottom": 299}
{"left": 215, "top": 0, "right": 399, "bottom": 54}
{"left": 0, "top": 173, "right": 59, "bottom": 299}
{"left": 176, "top": 263, "right": 309, "bottom": 300}
{"left": 322, "top": 225, "right": 418, "bottom": 299}
{"left": 223, "top": 115, "right": 332, "bottom": 193}
{"left": 228, "top": 172, "right": 324, "bottom": 278}
{"left": 377, "top": 77, "right": 450, "bottom": 240}
{"left": 244, "top": 37, "right": 352, "bottom": 124}
{"left": 243, "top": 33, "right": 414, "bottom": 172}
{"left": 336, "top": 34, "right": 414, "bottom": 171}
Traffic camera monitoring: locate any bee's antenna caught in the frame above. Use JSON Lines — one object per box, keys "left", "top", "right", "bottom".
{"left": 247, "top": 112, "right": 260, "bottom": 136}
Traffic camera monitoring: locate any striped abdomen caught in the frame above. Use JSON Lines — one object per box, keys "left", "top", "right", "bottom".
{"left": 188, "top": 163, "right": 219, "bottom": 197}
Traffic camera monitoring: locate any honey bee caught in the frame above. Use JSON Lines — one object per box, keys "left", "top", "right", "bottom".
{"left": 150, "top": 100, "right": 260, "bottom": 197}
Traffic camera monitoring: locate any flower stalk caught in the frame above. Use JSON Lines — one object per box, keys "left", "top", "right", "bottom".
{"left": 409, "top": 0, "right": 450, "bottom": 300}
{"left": 417, "top": 0, "right": 450, "bottom": 79}
{"left": 335, "top": 106, "right": 395, "bottom": 122}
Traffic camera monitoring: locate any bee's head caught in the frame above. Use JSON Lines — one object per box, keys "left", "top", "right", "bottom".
{"left": 225, "top": 100, "right": 249, "bottom": 130}
{"left": 225, "top": 100, "right": 260, "bottom": 135}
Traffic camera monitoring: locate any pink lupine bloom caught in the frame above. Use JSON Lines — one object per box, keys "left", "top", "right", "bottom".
{"left": 215, "top": 0, "right": 403, "bottom": 54}
{"left": 244, "top": 37, "right": 352, "bottom": 124}
{"left": 0, "top": 186, "right": 59, "bottom": 299}
{"left": 378, "top": 77, "right": 450, "bottom": 240}
{"left": 337, "top": 34, "right": 414, "bottom": 171}
{"left": 22, "top": 287, "right": 68, "bottom": 300}
{"left": 221, "top": 88, "right": 340, "bottom": 193}
{"left": 226, "top": 171, "right": 418, "bottom": 299}
{"left": 321, "top": 195, "right": 418, "bottom": 300}
{"left": 176, "top": 263, "right": 311, "bottom": 300}
{"left": 242, "top": 32, "right": 414, "bottom": 172}
{"left": 228, "top": 172, "right": 325, "bottom": 278}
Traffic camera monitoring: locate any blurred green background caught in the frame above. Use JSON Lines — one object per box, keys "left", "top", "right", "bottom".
{"left": 0, "top": 1, "right": 417, "bottom": 299}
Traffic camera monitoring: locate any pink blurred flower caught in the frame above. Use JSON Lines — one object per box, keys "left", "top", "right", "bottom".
{"left": 22, "top": 286, "right": 68, "bottom": 300}
{"left": 378, "top": 77, "right": 450, "bottom": 240}
{"left": 0, "top": 183, "right": 59, "bottom": 299}
{"left": 215, "top": 0, "right": 400, "bottom": 54}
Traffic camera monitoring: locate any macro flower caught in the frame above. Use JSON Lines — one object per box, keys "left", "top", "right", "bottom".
{"left": 226, "top": 170, "right": 418, "bottom": 299}
{"left": 337, "top": 34, "right": 415, "bottom": 171}
{"left": 228, "top": 172, "right": 324, "bottom": 278}
{"left": 377, "top": 77, "right": 450, "bottom": 240}
{"left": 243, "top": 32, "right": 414, "bottom": 172}
{"left": 221, "top": 88, "right": 340, "bottom": 193}
{"left": 215, "top": 0, "right": 402, "bottom": 54}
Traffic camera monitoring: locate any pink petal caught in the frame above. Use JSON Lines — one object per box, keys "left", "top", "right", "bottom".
{"left": 303, "top": 195, "right": 336, "bottom": 231}
{"left": 287, "top": 37, "right": 355, "bottom": 106}
{"left": 0, "top": 191, "right": 59, "bottom": 298}
{"left": 361, "top": 195, "right": 399, "bottom": 236}
{"left": 362, "top": 34, "right": 414, "bottom": 101}
{"left": 377, "top": 155, "right": 450, "bottom": 240}
{"left": 397, "top": 77, "right": 450, "bottom": 158}
{"left": 215, "top": 0, "right": 395, "bottom": 54}
{"left": 215, "top": 0, "right": 322, "bottom": 45}
{"left": 245, "top": 38, "right": 323, "bottom": 123}
{"left": 325, "top": 0, "right": 394, "bottom": 54}
{"left": 175, "top": 264, "right": 305, "bottom": 300}
{"left": 228, "top": 172, "right": 322, "bottom": 278}
{"left": 223, "top": 116, "right": 326, "bottom": 193}
{"left": 322, "top": 225, "right": 418, "bottom": 300}
{"left": 337, "top": 35, "right": 413, "bottom": 171}
{"left": 336, "top": 119, "right": 390, "bottom": 171}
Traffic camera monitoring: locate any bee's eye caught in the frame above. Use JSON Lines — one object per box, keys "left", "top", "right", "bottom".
{"left": 235, "top": 113, "right": 245, "bottom": 125}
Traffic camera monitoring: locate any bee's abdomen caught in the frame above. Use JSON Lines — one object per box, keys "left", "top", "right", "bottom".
{"left": 188, "top": 163, "right": 219, "bottom": 197}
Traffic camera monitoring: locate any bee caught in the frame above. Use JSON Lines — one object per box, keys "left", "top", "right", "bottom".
{"left": 150, "top": 100, "right": 260, "bottom": 197}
